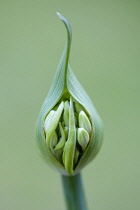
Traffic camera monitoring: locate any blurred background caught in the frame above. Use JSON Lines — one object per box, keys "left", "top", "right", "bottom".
{"left": 0, "top": 1, "right": 140, "bottom": 210}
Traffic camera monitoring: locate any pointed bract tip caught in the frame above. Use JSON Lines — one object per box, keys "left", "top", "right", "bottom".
{"left": 56, "top": 12, "right": 63, "bottom": 19}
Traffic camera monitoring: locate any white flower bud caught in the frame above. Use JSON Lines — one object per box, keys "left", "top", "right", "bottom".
{"left": 77, "top": 128, "right": 89, "bottom": 151}
{"left": 79, "top": 111, "right": 92, "bottom": 134}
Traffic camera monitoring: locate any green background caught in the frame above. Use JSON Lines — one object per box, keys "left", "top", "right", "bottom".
{"left": 0, "top": 1, "right": 140, "bottom": 210}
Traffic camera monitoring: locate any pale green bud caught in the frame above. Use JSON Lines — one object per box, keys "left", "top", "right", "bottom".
{"left": 63, "top": 101, "right": 70, "bottom": 126}
{"left": 45, "top": 101, "right": 64, "bottom": 146}
{"left": 44, "top": 110, "right": 55, "bottom": 132}
{"left": 79, "top": 111, "right": 92, "bottom": 134}
{"left": 49, "top": 131, "right": 58, "bottom": 154}
{"left": 77, "top": 128, "right": 89, "bottom": 151}
{"left": 54, "top": 123, "right": 66, "bottom": 151}
{"left": 62, "top": 97, "right": 76, "bottom": 174}
{"left": 36, "top": 13, "right": 103, "bottom": 176}
{"left": 64, "top": 126, "right": 69, "bottom": 139}
{"left": 75, "top": 102, "right": 84, "bottom": 113}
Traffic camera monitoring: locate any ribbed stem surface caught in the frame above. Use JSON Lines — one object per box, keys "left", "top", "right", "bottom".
{"left": 61, "top": 173, "right": 88, "bottom": 210}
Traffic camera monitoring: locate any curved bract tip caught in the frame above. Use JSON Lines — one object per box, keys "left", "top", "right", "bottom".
{"left": 56, "top": 12, "right": 72, "bottom": 46}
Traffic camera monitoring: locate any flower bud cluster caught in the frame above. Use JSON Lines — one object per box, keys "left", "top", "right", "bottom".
{"left": 44, "top": 97, "right": 92, "bottom": 174}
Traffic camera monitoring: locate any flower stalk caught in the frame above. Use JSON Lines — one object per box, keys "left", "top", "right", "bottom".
{"left": 61, "top": 173, "right": 88, "bottom": 210}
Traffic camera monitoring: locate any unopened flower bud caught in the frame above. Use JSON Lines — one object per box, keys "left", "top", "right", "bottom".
{"left": 79, "top": 111, "right": 92, "bottom": 134}
{"left": 49, "top": 131, "right": 58, "bottom": 154}
{"left": 44, "top": 110, "right": 55, "bottom": 132}
{"left": 36, "top": 13, "right": 103, "bottom": 176}
{"left": 45, "top": 101, "right": 64, "bottom": 144}
{"left": 63, "top": 101, "right": 70, "bottom": 126}
{"left": 54, "top": 123, "right": 66, "bottom": 151}
{"left": 77, "top": 128, "right": 89, "bottom": 151}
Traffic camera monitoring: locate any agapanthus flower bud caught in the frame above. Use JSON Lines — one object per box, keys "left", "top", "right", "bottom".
{"left": 36, "top": 13, "right": 103, "bottom": 175}
{"left": 77, "top": 128, "right": 89, "bottom": 151}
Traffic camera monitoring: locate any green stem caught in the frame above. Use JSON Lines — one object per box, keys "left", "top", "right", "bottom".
{"left": 61, "top": 173, "right": 88, "bottom": 210}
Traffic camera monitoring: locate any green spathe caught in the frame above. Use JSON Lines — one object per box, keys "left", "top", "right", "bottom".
{"left": 36, "top": 13, "right": 103, "bottom": 176}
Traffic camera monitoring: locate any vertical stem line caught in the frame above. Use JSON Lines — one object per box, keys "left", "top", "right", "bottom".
{"left": 61, "top": 173, "right": 88, "bottom": 210}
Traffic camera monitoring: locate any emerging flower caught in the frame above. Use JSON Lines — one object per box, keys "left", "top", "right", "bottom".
{"left": 36, "top": 13, "right": 103, "bottom": 176}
